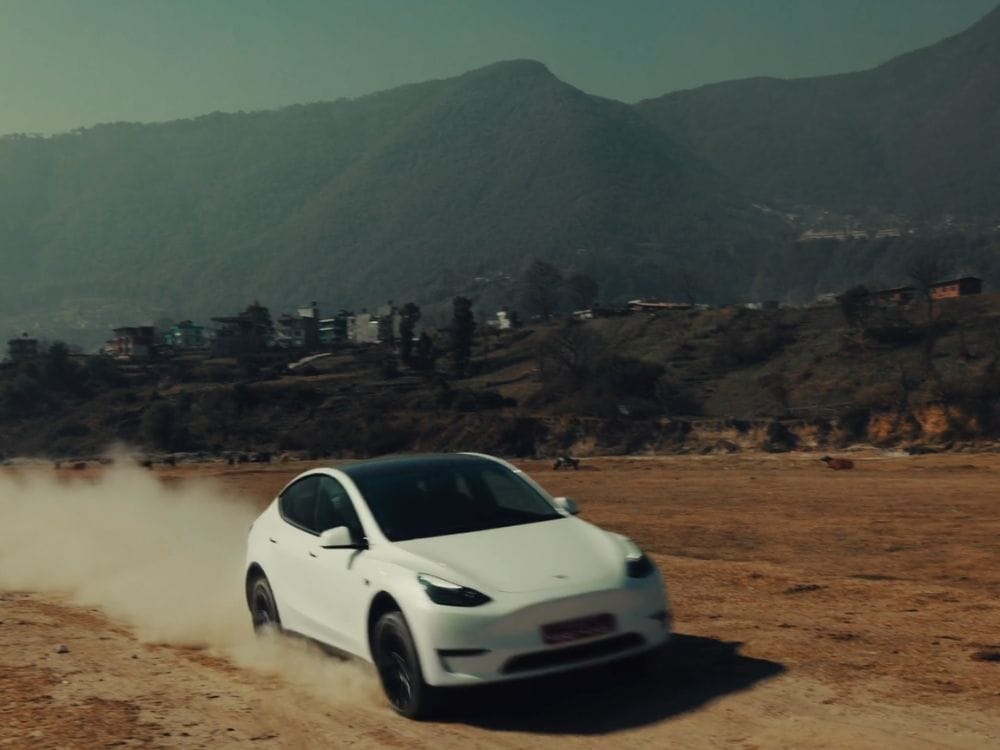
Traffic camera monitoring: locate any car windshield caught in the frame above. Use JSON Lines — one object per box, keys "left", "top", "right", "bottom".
{"left": 353, "top": 461, "right": 563, "bottom": 541}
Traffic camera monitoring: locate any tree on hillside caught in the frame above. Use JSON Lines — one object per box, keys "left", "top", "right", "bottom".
{"left": 244, "top": 301, "right": 274, "bottom": 334}
{"left": 142, "top": 400, "right": 177, "bottom": 450}
{"left": 397, "top": 302, "right": 421, "bottom": 364}
{"left": 521, "top": 259, "right": 563, "bottom": 320}
{"left": 44, "top": 342, "right": 79, "bottom": 391}
{"left": 414, "top": 332, "right": 437, "bottom": 371}
{"left": 566, "top": 272, "right": 599, "bottom": 311}
{"left": 838, "top": 284, "right": 870, "bottom": 327}
{"left": 537, "top": 322, "right": 603, "bottom": 391}
{"left": 376, "top": 302, "right": 397, "bottom": 347}
{"left": 676, "top": 267, "right": 701, "bottom": 305}
{"left": 450, "top": 296, "right": 475, "bottom": 376}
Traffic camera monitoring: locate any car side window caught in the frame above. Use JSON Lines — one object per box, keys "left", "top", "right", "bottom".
{"left": 279, "top": 476, "right": 320, "bottom": 532}
{"left": 316, "top": 476, "right": 364, "bottom": 539}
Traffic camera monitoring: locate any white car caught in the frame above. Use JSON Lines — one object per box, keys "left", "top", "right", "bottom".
{"left": 244, "top": 453, "right": 671, "bottom": 717}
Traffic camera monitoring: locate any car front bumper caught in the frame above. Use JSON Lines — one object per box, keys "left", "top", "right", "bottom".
{"left": 410, "top": 578, "right": 671, "bottom": 687}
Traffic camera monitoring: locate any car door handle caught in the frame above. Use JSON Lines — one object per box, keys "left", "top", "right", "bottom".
{"left": 308, "top": 551, "right": 318, "bottom": 558}
{"left": 268, "top": 537, "right": 277, "bottom": 544}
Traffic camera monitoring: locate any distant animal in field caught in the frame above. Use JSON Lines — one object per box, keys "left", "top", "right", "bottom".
{"left": 820, "top": 456, "right": 855, "bottom": 471}
{"left": 553, "top": 455, "right": 580, "bottom": 470}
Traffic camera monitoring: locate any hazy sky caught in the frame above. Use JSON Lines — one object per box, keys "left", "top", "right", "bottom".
{"left": 1, "top": 0, "right": 996, "bottom": 136}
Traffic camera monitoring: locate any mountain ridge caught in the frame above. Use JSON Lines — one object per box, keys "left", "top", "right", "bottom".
{"left": 0, "top": 59, "right": 780, "bottom": 346}
{"left": 3, "top": 6, "right": 1000, "bottom": 347}
{"left": 635, "top": 3, "right": 1000, "bottom": 218}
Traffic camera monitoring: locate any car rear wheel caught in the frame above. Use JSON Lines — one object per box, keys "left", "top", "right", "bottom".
{"left": 249, "top": 575, "right": 281, "bottom": 633}
{"left": 373, "top": 611, "right": 435, "bottom": 719}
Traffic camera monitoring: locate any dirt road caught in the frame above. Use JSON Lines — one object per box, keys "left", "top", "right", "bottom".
{"left": 2, "top": 453, "right": 998, "bottom": 748}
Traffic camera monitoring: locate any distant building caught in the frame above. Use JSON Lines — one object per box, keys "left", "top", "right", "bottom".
{"left": 743, "top": 300, "right": 780, "bottom": 311}
{"left": 107, "top": 326, "right": 157, "bottom": 360}
{"left": 799, "top": 229, "right": 870, "bottom": 242}
{"left": 488, "top": 308, "right": 520, "bottom": 330}
{"left": 273, "top": 302, "right": 320, "bottom": 350}
{"left": 348, "top": 311, "right": 380, "bottom": 344}
{"left": 163, "top": 320, "right": 205, "bottom": 350}
{"left": 869, "top": 286, "right": 917, "bottom": 306}
{"left": 6, "top": 334, "right": 39, "bottom": 363}
{"left": 319, "top": 310, "right": 351, "bottom": 346}
{"left": 866, "top": 277, "right": 982, "bottom": 306}
{"left": 211, "top": 301, "right": 273, "bottom": 357}
{"left": 373, "top": 303, "right": 402, "bottom": 343}
{"left": 627, "top": 299, "right": 693, "bottom": 313}
{"left": 588, "top": 304, "right": 632, "bottom": 318}
{"left": 813, "top": 292, "right": 840, "bottom": 306}
{"left": 297, "top": 303, "right": 320, "bottom": 349}
{"left": 929, "top": 277, "right": 983, "bottom": 300}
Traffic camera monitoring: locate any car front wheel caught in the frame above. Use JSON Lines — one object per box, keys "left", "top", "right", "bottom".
{"left": 249, "top": 575, "right": 281, "bottom": 633}
{"left": 373, "top": 611, "right": 435, "bottom": 719}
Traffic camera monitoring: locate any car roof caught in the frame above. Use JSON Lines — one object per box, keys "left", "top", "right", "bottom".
{"left": 339, "top": 453, "right": 497, "bottom": 481}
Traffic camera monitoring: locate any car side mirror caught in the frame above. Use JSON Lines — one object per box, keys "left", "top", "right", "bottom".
{"left": 318, "top": 526, "right": 362, "bottom": 549}
{"left": 553, "top": 496, "right": 579, "bottom": 516}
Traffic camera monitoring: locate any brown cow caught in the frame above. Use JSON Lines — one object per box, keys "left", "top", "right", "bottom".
{"left": 820, "top": 455, "right": 855, "bottom": 470}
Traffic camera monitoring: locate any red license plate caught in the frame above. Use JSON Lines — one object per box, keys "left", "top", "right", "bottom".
{"left": 541, "top": 613, "right": 616, "bottom": 645}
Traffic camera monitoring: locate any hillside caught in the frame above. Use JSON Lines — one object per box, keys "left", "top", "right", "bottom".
{"left": 4, "top": 293, "right": 1000, "bottom": 460}
{"left": 636, "top": 5, "right": 1000, "bottom": 220}
{"left": 0, "top": 60, "right": 781, "bottom": 346}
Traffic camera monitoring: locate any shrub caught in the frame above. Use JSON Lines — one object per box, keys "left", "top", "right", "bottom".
{"left": 451, "top": 389, "right": 516, "bottom": 412}
{"left": 712, "top": 323, "right": 792, "bottom": 368}
{"left": 855, "top": 383, "right": 899, "bottom": 409}
{"left": 654, "top": 377, "right": 702, "bottom": 416}
{"left": 0, "top": 373, "right": 47, "bottom": 419}
{"left": 838, "top": 285, "right": 870, "bottom": 327}
{"left": 53, "top": 421, "right": 91, "bottom": 438}
{"left": 838, "top": 407, "right": 870, "bottom": 440}
{"left": 591, "top": 356, "right": 665, "bottom": 400}
{"left": 763, "top": 420, "right": 798, "bottom": 452}
{"left": 380, "top": 356, "right": 400, "bottom": 379}
{"left": 279, "top": 383, "right": 322, "bottom": 408}
{"left": 142, "top": 400, "right": 177, "bottom": 450}
{"left": 863, "top": 324, "right": 922, "bottom": 346}
{"left": 83, "top": 355, "right": 125, "bottom": 388}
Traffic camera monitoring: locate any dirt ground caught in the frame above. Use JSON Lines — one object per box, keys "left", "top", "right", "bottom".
{"left": 2, "top": 452, "right": 999, "bottom": 748}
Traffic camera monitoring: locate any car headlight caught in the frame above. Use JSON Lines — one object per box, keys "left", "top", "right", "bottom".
{"left": 623, "top": 538, "right": 656, "bottom": 578}
{"left": 417, "top": 573, "right": 492, "bottom": 607}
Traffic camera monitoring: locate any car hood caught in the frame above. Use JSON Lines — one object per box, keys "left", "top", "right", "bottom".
{"left": 392, "top": 517, "right": 624, "bottom": 593}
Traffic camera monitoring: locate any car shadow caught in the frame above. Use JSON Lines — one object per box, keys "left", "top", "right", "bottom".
{"left": 434, "top": 633, "right": 785, "bottom": 734}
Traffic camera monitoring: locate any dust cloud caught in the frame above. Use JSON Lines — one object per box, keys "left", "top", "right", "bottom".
{"left": 0, "top": 456, "right": 377, "bottom": 704}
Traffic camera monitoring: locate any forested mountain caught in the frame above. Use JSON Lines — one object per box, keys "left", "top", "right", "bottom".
{"left": 636, "top": 5, "right": 1000, "bottom": 220}
{"left": 2, "top": 7, "right": 999, "bottom": 348}
{"left": 0, "top": 60, "right": 781, "bottom": 345}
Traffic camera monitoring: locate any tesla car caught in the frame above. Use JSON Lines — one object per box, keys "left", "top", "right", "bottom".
{"left": 244, "top": 453, "right": 671, "bottom": 717}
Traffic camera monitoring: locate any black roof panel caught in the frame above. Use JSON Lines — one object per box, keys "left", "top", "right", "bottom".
{"left": 340, "top": 453, "right": 494, "bottom": 481}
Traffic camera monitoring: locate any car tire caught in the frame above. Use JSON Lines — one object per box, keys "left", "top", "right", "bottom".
{"left": 249, "top": 575, "right": 282, "bottom": 633}
{"left": 373, "top": 611, "right": 435, "bottom": 719}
